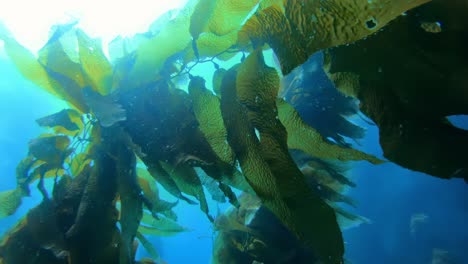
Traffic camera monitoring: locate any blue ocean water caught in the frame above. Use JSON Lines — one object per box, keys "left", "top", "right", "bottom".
{"left": 1, "top": 5, "right": 467, "bottom": 263}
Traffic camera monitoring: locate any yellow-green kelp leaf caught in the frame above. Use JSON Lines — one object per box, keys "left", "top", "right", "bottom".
{"left": 0, "top": 189, "right": 24, "bottom": 219}
{"left": 139, "top": 211, "right": 190, "bottom": 237}
{"left": 220, "top": 50, "right": 344, "bottom": 262}
{"left": 70, "top": 153, "right": 92, "bottom": 178}
{"left": 129, "top": 1, "right": 198, "bottom": 85}
{"left": 161, "top": 162, "right": 214, "bottom": 222}
{"left": 240, "top": 0, "right": 431, "bottom": 74}
{"left": 136, "top": 232, "right": 160, "bottom": 262}
{"left": 189, "top": 76, "right": 235, "bottom": 165}
{"left": 136, "top": 167, "right": 178, "bottom": 218}
{"left": 0, "top": 24, "right": 58, "bottom": 97}
{"left": 188, "top": 0, "right": 259, "bottom": 60}
{"left": 15, "top": 156, "right": 36, "bottom": 192}
{"left": 0, "top": 25, "right": 89, "bottom": 112}
{"left": 76, "top": 30, "right": 113, "bottom": 95}
{"left": 277, "top": 98, "right": 383, "bottom": 164}
{"left": 36, "top": 109, "right": 83, "bottom": 136}
{"left": 146, "top": 162, "right": 197, "bottom": 205}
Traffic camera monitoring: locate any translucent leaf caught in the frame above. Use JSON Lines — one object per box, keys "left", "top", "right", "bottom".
{"left": 0, "top": 189, "right": 24, "bottom": 219}
{"left": 36, "top": 109, "right": 83, "bottom": 135}
{"left": 277, "top": 98, "right": 383, "bottom": 164}
{"left": 76, "top": 30, "right": 113, "bottom": 95}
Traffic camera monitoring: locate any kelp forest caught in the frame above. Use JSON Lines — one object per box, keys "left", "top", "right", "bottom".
{"left": 0, "top": 0, "right": 467, "bottom": 263}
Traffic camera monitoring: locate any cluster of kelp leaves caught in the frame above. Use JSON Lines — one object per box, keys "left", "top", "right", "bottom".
{"left": 0, "top": 0, "right": 467, "bottom": 263}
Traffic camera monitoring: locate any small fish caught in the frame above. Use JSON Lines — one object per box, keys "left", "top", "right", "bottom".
{"left": 410, "top": 213, "right": 429, "bottom": 235}
{"left": 421, "top": 21, "right": 442, "bottom": 33}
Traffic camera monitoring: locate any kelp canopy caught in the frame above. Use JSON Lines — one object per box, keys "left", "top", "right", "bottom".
{"left": 0, "top": 0, "right": 466, "bottom": 263}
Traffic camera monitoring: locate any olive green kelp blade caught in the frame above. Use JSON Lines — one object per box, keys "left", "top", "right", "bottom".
{"left": 220, "top": 50, "right": 343, "bottom": 262}
{"left": 139, "top": 210, "right": 190, "bottom": 237}
{"left": 161, "top": 162, "right": 214, "bottom": 222}
{"left": 276, "top": 98, "right": 383, "bottom": 164}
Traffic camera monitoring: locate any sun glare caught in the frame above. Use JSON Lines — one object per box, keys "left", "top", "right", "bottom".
{"left": 0, "top": 0, "right": 187, "bottom": 53}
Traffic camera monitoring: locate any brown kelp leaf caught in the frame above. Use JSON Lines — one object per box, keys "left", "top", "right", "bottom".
{"left": 220, "top": 50, "right": 344, "bottom": 262}
{"left": 66, "top": 142, "right": 120, "bottom": 263}
{"left": 161, "top": 162, "right": 214, "bottom": 222}
{"left": 15, "top": 156, "right": 36, "bottom": 193}
{"left": 116, "top": 143, "right": 142, "bottom": 264}
{"left": 0, "top": 201, "right": 68, "bottom": 264}
{"left": 82, "top": 87, "right": 127, "bottom": 127}
{"left": 324, "top": 1, "right": 468, "bottom": 180}
{"left": 36, "top": 109, "right": 83, "bottom": 135}
{"left": 277, "top": 98, "right": 383, "bottom": 164}
{"left": 28, "top": 135, "right": 71, "bottom": 166}
{"left": 240, "top": 0, "right": 431, "bottom": 74}
{"left": 146, "top": 162, "right": 196, "bottom": 205}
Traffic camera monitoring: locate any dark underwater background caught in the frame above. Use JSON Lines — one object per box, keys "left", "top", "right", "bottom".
{"left": 1, "top": 1, "right": 468, "bottom": 263}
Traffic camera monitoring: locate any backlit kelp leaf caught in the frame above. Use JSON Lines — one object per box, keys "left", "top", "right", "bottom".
{"left": 139, "top": 211, "right": 190, "bottom": 236}
{"left": 36, "top": 109, "right": 83, "bottom": 135}
{"left": 135, "top": 232, "right": 160, "bottom": 262}
{"left": 0, "top": 189, "right": 24, "bottom": 219}
{"left": 129, "top": 1, "right": 197, "bottom": 85}
{"left": 277, "top": 98, "right": 383, "bottom": 164}
{"left": 0, "top": 25, "right": 89, "bottom": 112}
{"left": 136, "top": 167, "right": 178, "bottom": 216}
{"left": 38, "top": 27, "right": 85, "bottom": 87}
{"left": 29, "top": 165, "right": 65, "bottom": 181}
{"left": 28, "top": 135, "right": 71, "bottom": 166}
{"left": 15, "top": 156, "right": 36, "bottom": 194}
{"left": 198, "top": 172, "right": 226, "bottom": 203}
{"left": 188, "top": 0, "right": 259, "bottom": 59}
{"left": 212, "top": 68, "right": 227, "bottom": 96}
{"left": 189, "top": 76, "right": 235, "bottom": 165}
{"left": 0, "top": 24, "right": 57, "bottom": 96}
{"left": 76, "top": 29, "right": 113, "bottom": 95}
{"left": 239, "top": 0, "right": 431, "bottom": 74}
{"left": 161, "top": 162, "right": 214, "bottom": 222}
{"left": 70, "top": 153, "right": 92, "bottom": 177}
{"left": 334, "top": 206, "right": 370, "bottom": 230}
{"left": 36, "top": 27, "right": 91, "bottom": 113}
{"left": 220, "top": 51, "right": 344, "bottom": 262}
{"left": 146, "top": 162, "right": 197, "bottom": 205}
{"left": 324, "top": 1, "right": 468, "bottom": 180}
